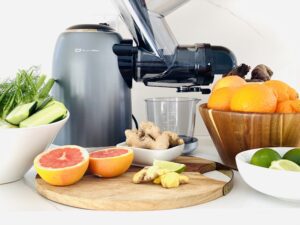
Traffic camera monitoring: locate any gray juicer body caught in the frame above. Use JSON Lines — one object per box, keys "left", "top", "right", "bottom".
{"left": 52, "top": 25, "right": 132, "bottom": 147}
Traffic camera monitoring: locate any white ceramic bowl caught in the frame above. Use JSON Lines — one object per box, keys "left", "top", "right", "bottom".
{"left": 236, "top": 147, "right": 300, "bottom": 201}
{"left": 0, "top": 113, "right": 69, "bottom": 184}
{"left": 117, "top": 142, "right": 184, "bottom": 166}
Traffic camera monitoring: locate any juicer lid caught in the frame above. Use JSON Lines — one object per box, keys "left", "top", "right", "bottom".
{"left": 66, "top": 23, "right": 115, "bottom": 32}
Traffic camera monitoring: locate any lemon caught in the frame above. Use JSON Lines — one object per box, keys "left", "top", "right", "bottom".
{"left": 153, "top": 160, "right": 186, "bottom": 173}
{"left": 283, "top": 148, "right": 300, "bottom": 165}
{"left": 269, "top": 159, "right": 300, "bottom": 172}
{"left": 250, "top": 148, "right": 281, "bottom": 168}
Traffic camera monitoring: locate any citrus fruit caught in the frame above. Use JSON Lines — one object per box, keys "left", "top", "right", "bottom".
{"left": 276, "top": 99, "right": 300, "bottom": 113}
{"left": 291, "top": 100, "right": 300, "bottom": 111}
{"left": 34, "top": 145, "right": 89, "bottom": 186}
{"left": 283, "top": 148, "right": 300, "bottom": 165}
{"left": 269, "top": 159, "right": 300, "bottom": 172}
{"left": 212, "top": 75, "right": 246, "bottom": 92}
{"left": 89, "top": 148, "right": 134, "bottom": 177}
{"left": 207, "top": 87, "right": 238, "bottom": 111}
{"left": 265, "top": 80, "right": 298, "bottom": 102}
{"left": 153, "top": 160, "right": 186, "bottom": 173}
{"left": 230, "top": 83, "right": 277, "bottom": 113}
{"left": 276, "top": 100, "right": 295, "bottom": 113}
{"left": 250, "top": 148, "right": 281, "bottom": 168}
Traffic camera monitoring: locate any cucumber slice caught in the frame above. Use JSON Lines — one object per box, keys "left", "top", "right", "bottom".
{"left": 36, "top": 96, "right": 53, "bottom": 110}
{"left": 0, "top": 119, "right": 17, "bottom": 128}
{"left": 6, "top": 101, "right": 37, "bottom": 125}
{"left": 19, "top": 102, "right": 67, "bottom": 128}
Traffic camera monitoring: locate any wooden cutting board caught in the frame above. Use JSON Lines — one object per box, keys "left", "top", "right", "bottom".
{"left": 35, "top": 156, "right": 234, "bottom": 211}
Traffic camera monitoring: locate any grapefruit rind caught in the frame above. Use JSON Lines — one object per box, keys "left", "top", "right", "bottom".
{"left": 89, "top": 147, "right": 134, "bottom": 178}
{"left": 89, "top": 147, "right": 133, "bottom": 159}
{"left": 34, "top": 145, "right": 89, "bottom": 186}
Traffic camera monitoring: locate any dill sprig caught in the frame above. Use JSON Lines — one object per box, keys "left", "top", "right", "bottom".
{"left": 0, "top": 67, "right": 55, "bottom": 119}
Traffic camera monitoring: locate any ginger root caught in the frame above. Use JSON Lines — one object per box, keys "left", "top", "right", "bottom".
{"left": 139, "top": 121, "right": 161, "bottom": 139}
{"left": 125, "top": 121, "right": 184, "bottom": 150}
{"left": 223, "top": 63, "right": 251, "bottom": 78}
{"left": 160, "top": 172, "right": 189, "bottom": 188}
{"left": 133, "top": 166, "right": 189, "bottom": 189}
{"left": 163, "top": 131, "right": 185, "bottom": 147}
{"left": 250, "top": 64, "right": 273, "bottom": 81}
{"left": 133, "top": 166, "right": 169, "bottom": 183}
{"left": 132, "top": 167, "right": 148, "bottom": 184}
{"left": 223, "top": 63, "right": 273, "bottom": 83}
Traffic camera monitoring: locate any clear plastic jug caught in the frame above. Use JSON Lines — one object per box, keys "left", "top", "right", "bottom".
{"left": 145, "top": 97, "right": 200, "bottom": 141}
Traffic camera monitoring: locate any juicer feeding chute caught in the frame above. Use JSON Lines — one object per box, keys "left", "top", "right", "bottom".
{"left": 113, "top": 0, "right": 237, "bottom": 92}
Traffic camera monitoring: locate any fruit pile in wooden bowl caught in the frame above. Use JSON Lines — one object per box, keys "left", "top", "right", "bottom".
{"left": 199, "top": 64, "right": 300, "bottom": 169}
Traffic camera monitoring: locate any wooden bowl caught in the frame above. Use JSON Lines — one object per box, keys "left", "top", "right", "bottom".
{"left": 199, "top": 103, "right": 300, "bottom": 169}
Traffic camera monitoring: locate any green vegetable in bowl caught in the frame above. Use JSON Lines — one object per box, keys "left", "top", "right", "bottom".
{"left": 0, "top": 119, "right": 17, "bottom": 128}
{"left": 0, "top": 67, "right": 55, "bottom": 118}
{"left": 0, "top": 66, "right": 67, "bottom": 128}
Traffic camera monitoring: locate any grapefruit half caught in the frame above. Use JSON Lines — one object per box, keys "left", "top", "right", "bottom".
{"left": 89, "top": 148, "right": 134, "bottom": 178}
{"left": 34, "top": 145, "right": 89, "bottom": 186}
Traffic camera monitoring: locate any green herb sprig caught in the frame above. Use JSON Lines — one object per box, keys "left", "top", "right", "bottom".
{"left": 0, "top": 67, "right": 55, "bottom": 119}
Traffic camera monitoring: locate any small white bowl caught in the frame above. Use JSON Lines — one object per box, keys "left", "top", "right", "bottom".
{"left": 0, "top": 113, "right": 69, "bottom": 184}
{"left": 116, "top": 142, "right": 184, "bottom": 166}
{"left": 236, "top": 147, "right": 300, "bottom": 201}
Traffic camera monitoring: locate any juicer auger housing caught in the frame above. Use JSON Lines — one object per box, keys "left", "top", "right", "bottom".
{"left": 113, "top": 0, "right": 237, "bottom": 93}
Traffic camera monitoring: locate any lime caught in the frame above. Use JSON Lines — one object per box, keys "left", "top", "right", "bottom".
{"left": 153, "top": 160, "right": 186, "bottom": 173}
{"left": 269, "top": 159, "right": 300, "bottom": 172}
{"left": 283, "top": 148, "right": 300, "bottom": 165}
{"left": 250, "top": 148, "right": 281, "bottom": 168}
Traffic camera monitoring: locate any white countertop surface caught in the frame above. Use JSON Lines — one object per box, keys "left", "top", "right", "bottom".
{"left": 1, "top": 137, "right": 299, "bottom": 224}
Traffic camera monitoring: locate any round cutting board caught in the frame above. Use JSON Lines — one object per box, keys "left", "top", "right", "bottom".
{"left": 35, "top": 156, "right": 234, "bottom": 211}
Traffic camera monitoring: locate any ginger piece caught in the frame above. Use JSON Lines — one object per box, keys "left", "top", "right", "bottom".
{"left": 139, "top": 121, "right": 161, "bottom": 139}
{"left": 125, "top": 130, "right": 153, "bottom": 149}
{"left": 179, "top": 174, "right": 189, "bottom": 184}
{"left": 132, "top": 167, "right": 170, "bottom": 183}
{"left": 251, "top": 64, "right": 273, "bottom": 81}
{"left": 133, "top": 167, "right": 189, "bottom": 188}
{"left": 144, "top": 166, "right": 161, "bottom": 181}
{"left": 125, "top": 129, "right": 148, "bottom": 148}
{"left": 142, "top": 167, "right": 170, "bottom": 181}
{"left": 132, "top": 167, "right": 148, "bottom": 184}
{"left": 223, "top": 63, "right": 251, "bottom": 78}
{"left": 153, "top": 176, "right": 161, "bottom": 184}
{"left": 163, "top": 131, "right": 184, "bottom": 147}
{"left": 125, "top": 121, "right": 183, "bottom": 149}
{"left": 160, "top": 172, "right": 190, "bottom": 188}
{"left": 160, "top": 172, "right": 180, "bottom": 188}
{"left": 125, "top": 129, "right": 170, "bottom": 149}
{"left": 150, "top": 132, "right": 169, "bottom": 149}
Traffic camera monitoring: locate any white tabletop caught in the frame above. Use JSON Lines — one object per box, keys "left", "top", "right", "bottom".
{"left": 1, "top": 137, "right": 299, "bottom": 224}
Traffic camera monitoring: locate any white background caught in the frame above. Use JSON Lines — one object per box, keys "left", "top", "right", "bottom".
{"left": 0, "top": 0, "right": 299, "bottom": 137}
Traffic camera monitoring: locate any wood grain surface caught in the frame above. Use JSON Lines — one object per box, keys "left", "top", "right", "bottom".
{"left": 199, "top": 103, "right": 300, "bottom": 169}
{"left": 35, "top": 156, "right": 233, "bottom": 211}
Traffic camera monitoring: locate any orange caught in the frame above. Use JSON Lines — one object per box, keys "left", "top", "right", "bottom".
{"left": 89, "top": 148, "right": 134, "bottom": 177}
{"left": 34, "top": 145, "right": 89, "bottom": 186}
{"left": 207, "top": 87, "right": 238, "bottom": 111}
{"left": 292, "top": 99, "right": 300, "bottom": 111}
{"left": 265, "top": 80, "right": 298, "bottom": 102}
{"left": 276, "top": 100, "right": 300, "bottom": 113}
{"left": 230, "top": 83, "right": 277, "bottom": 113}
{"left": 212, "top": 76, "right": 246, "bottom": 92}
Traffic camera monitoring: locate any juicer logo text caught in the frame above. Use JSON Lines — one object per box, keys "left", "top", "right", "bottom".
{"left": 74, "top": 48, "right": 100, "bottom": 53}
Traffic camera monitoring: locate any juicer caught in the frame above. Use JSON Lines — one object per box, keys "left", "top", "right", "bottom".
{"left": 52, "top": 0, "right": 237, "bottom": 147}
